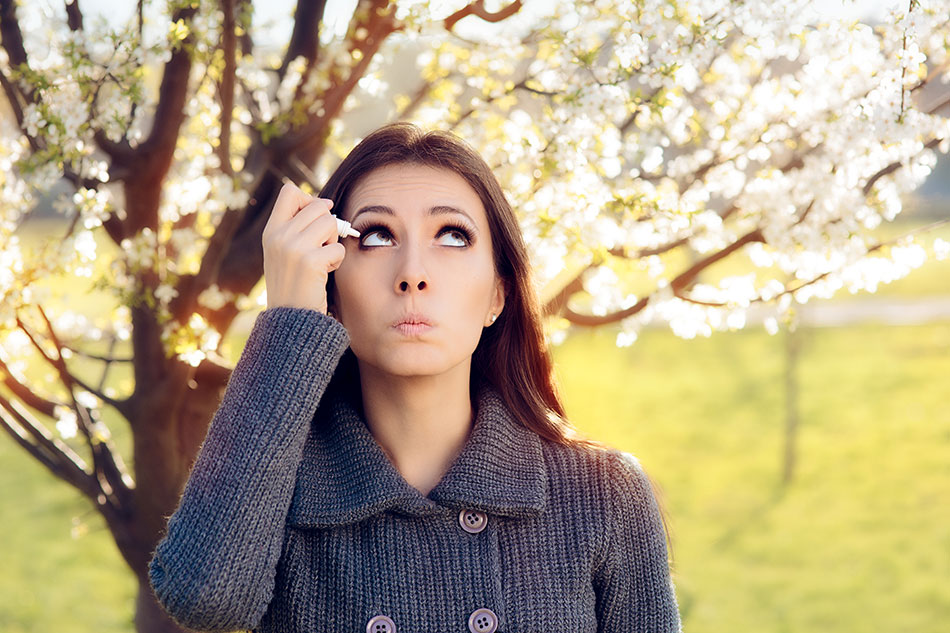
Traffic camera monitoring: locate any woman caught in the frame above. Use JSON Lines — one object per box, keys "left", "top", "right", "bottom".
{"left": 148, "top": 123, "right": 682, "bottom": 632}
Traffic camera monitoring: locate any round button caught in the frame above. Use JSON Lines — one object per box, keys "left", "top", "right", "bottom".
{"left": 366, "top": 614, "right": 396, "bottom": 633}
{"left": 468, "top": 607, "right": 498, "bottom": 633}
{"left": 459, "top": 509, "right": 488, "bottom": 533}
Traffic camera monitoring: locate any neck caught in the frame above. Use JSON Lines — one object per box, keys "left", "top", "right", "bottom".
{"left": 358, "top": 360, "right": 475, "bottom": 496}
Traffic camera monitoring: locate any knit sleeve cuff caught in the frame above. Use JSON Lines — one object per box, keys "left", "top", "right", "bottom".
{"left": 230, "top": 306, "right": 350, "bottom": 422}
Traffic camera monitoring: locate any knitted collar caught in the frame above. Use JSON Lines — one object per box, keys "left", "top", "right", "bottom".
{"left": 286, "top": 385, "right": 548, "bottom": 528}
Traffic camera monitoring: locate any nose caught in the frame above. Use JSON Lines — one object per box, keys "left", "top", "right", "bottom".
{"left": 394, "top": 244, "right": 429, "bottom": 294}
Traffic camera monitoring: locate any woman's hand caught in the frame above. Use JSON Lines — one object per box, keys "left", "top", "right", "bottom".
{"left": 262, "top": 182, "right": 346, "bottom": 314}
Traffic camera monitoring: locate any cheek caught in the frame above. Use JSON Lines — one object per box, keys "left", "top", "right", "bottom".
{"left": 336, "top": 245, "right": 391, "bottom": 288}
{"left": 330, "top": 259, "right": 373, "bottom": 323}
{"left": 448, "top": 258, "right": 497, "bottom": 313}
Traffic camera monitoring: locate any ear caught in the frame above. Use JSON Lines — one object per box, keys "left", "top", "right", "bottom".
{"left": 485, "top": 277, "right": 506, "bottom": 327}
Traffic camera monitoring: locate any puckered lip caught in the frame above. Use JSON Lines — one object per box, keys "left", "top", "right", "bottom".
{"left": 391, "top": 312, "right": 434, "bottom": 327}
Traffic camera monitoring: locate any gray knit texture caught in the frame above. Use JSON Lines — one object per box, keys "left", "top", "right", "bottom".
{"left": 148, "top": 307, "right": 682, "bottom": 632}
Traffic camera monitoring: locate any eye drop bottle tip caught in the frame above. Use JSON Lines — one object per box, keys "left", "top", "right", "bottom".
{"left": 335, "top": 217, "right": 360, "bottom": 239}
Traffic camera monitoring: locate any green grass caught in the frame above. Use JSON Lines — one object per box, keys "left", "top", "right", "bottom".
{"left": 554, "top": 322, "right": 950, "bottom": 633}
{"left": 0, "top": 435, "right": 136, "bottom": 632}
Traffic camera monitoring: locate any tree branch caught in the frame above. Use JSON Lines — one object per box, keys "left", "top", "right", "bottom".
{"left": 168, "top": 206, "right": 245, "bottom": 326}
{"left": 124, "top": 5, "right": 198, "bottom": 180}
{"left": 556, "top": 228, "right": 766, "bottom": 326}
{"left": 236, "top": 0, "right": 253, "bottom": 54}
{"left": 60, "top": 342, "right": 132, "bottom": 365}
{"left": 217, "top": 0, "right": 237, "bottom": 175}
{"left": 67, "top": 366, "right": 129, "bottom": 416}
{"left": 562, "top": 296, "right": 650, "bottom": 327}
{"left": 619, "top": 87, "right": 663, "bottom": 136}
{"left": 712, "top": 218, "right": 950, "bottom": 312}
{"left": 65, "top": 0, "right": 83, "bottom": 31}
{"left": 193, "top": 355, "right": 233, "bottom": 388}
{"left": 272, "top": 0, "right": 399, "bottom": 159}
{"left": 863, "top": 137, "right": 941, "bottom": 196}
{"left": 280, "top": 0, "right": 326, "bottom": 78}
{"left": 542, "top": 268, "right": 588, "bottom": 317}
{"left": 0, "top": 0, "right": 30, "bottom": 70}
{"left": 670, "top": 228, "right": 765, "bottom": 295}
{"left": 18, "top": 306, "right": 134, "bottom": 512}
{"left": 0, "top": 67, "right": 25, "bottom": 130}
{"left": 925, "top": 91, "right": 950, "bottom": 117}
{"left": 0, "top": 0, "right": 34, "bottom": 129}
{"left": 444, "top": 0, "right": 524, "bottom": 33}
{"left": 0, "top": 357, "right": 58, "bottom": 417}
{"left": 513, "top": 77, "right": 560, "bottom": 97}
{"left": 0, "top": 394, "right": 97, "bottom": 498}
{"left": 396, "top": 78, "right": 437, "bottom": 120}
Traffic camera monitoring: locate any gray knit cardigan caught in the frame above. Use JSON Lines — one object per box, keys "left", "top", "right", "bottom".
{"left": 148, "top": 307, "right": 682, "bottom": 633}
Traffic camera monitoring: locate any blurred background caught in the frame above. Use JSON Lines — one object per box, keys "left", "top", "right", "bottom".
{"left": 2, "top": 1, "right": 949, "bottom": 632}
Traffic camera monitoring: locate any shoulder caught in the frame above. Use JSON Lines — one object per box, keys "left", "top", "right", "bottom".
{"left": 540, "top": 438, "right": 665, "bottom": 537}
{"left": 539, "top": 436, "right": 653, "bottom": 499}
{"left": 535, "top": 438, "right": 667, "bottom": 565}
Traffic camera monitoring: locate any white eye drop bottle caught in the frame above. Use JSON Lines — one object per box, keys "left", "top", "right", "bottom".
{"left": 334, "top": 217, "right": 360, "bottom": 239}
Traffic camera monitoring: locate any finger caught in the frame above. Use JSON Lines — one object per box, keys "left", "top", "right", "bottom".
{"left": 287, "top": 197, "right": 335, "bottom": 233}
{"left": 269, "top": 182, "right": 311, "bottom": 224}
{"left": 270, "top": 182, "right": 333, "bottom": 224}
{"left": 325, "top": 242, "right": 346, "bottom": 272}
{"left": 296, "top": 211, "right": 340, "bottom": 248}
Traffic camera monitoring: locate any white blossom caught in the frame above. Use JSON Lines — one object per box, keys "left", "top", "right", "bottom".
{"left": 54, "top": 405, "right": 78, "bottom": 440}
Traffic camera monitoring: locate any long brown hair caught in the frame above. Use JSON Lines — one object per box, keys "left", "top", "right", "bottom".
{"left": 319, "top": 123, "right": 605, "bottom": 451}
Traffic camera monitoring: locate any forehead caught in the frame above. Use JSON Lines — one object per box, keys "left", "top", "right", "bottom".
{"left": 344, "top": 163, "right": 486, "bottom": 220}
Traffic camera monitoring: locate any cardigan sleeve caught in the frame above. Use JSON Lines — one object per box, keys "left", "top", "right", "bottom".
{"left": 593, "top": 450, "right": 683, "bottom": 633}
{"left": 148, "top": 307, "right": 350, "bottom": 633}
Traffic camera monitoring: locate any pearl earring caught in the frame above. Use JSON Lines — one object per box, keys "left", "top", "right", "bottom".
{"left": 490, "top": 314, "right": 497, "bottom": 323}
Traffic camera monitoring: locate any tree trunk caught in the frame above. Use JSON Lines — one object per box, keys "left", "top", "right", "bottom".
{"left": 123, "top": 303, "right": 232, "bottom": 632}
{"left": 135, "top": 578, "right": 194, "bottom": 633}
{"left": 782, "top": 323, "right": 800, "bottom": 487}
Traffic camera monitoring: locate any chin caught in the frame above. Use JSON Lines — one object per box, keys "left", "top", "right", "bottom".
{"left": 359, "top": 348, "right": 473, "bottom": 379}
{"left": 379, "top": 358, "right": 457, "bottom": 378}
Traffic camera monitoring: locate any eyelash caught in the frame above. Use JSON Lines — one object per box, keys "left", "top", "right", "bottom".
{"left": 438, "top": 222, "right": 475, "bottom": 246}
{"left": 355, "top": 222, "right": 475, "bottom": 248}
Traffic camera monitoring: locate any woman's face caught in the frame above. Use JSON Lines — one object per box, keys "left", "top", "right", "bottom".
{"left": 332, "top": 162, "right": 505, "bottom": 379}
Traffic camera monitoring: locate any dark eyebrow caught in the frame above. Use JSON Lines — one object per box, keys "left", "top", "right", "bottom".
{"left": 350, "top": 204, "right": 478, "bottom": 228}
{"left": 428, "top": 205, "right": 477, "bottom": 227}
{"left": 350, "top": 205, "right": 394, "bottom": 221}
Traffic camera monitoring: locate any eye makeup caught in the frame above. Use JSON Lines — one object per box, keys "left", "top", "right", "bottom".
{"left": 357, "top": 224, "right": 394, "bottom": 248}
{"left": 435, "top": 222, "right": 474, "bottom": 246}
{"left": 353, "top": 220, "right": 476, "bottom": 249}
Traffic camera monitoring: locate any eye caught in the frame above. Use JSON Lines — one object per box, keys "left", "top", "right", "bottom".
{"left": 437, "top": 225, "right": 473, "bottom": 247}
{"left": 358, "top": 227, "right": 394, "bottom": 248}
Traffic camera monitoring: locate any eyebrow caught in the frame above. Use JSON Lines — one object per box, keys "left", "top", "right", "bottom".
{"left": 350, "top": 204, "right": 478, "bottom": 227}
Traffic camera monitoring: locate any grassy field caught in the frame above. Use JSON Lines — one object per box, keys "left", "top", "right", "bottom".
{"left": 555, "top": 322, "right": 950, "bottom": 632}
{"left": 2, "top": 216, "right": 949, "bottom": 631}
{"left": 2, "top": 319, "right": 949, "bottom": 632}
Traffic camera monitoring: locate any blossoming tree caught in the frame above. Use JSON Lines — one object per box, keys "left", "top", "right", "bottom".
{"left": 1, "top": 0, "right": 948, "bottom": 630}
